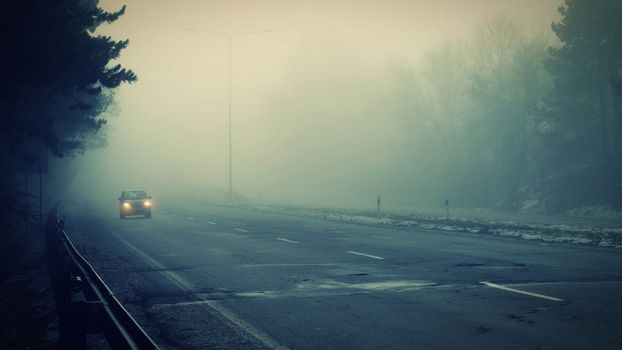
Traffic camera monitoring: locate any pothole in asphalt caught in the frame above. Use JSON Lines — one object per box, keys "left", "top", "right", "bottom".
{"left": 454, "top": 262, "right": 527, "bottom": 270}
{"left": 454, "top": 263, "right": 485, "bottom": 267}
{"left": 221, "top": 280, "right": 443, "bottom": 300}
{"left": 298, "top": 279, "right": 439, "bottom": 292}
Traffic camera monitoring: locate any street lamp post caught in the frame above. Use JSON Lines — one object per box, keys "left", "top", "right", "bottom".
{"left": 188, "top": 29, "right": 274, "bottom": 203}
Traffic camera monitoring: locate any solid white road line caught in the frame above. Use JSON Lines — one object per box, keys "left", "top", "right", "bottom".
{"left": 481, "top": 281, "right": 564, "bottom": 302}
{"left": 234, "top": 228, "right": 249, "bottom": 233}
{"left": 347, "top": 250, "right": 385, "bottom": 260}
{"left": 207, "top": 221, "right": 217, "bottom": 225}
{"left": 114, "top": 235, "right": 288, "bottom": 350}
{"left": 276, "top": 238, "right": 300, "bottom": 244}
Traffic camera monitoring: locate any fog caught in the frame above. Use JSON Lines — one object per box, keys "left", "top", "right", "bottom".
{"left": 65, "top": 0, "right": 566, "bottom": 212}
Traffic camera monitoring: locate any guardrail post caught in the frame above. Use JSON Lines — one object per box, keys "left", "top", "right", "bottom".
{"left": 58, "top": 258, "right": 74, "bottom": 348}
{"left": 84, "top": 301, "right": 104, "bottom": 334}
{"left": 59, "top": 301, "right": 87, "bottom": 350}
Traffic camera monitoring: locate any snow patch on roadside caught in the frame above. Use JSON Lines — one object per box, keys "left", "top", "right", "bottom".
{"left": 566, "top": 205, "right": 622, "bottom": 220}
{"left": 252, "top": 205, "right": 622, "bottom": 248}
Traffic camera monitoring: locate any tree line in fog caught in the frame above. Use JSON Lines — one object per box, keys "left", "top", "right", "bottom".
{"left": 391, "top": 0, "right": 622, "bottom": 213}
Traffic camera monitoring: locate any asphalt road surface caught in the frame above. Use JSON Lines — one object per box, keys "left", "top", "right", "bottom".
{"left": 65, "top": 198, "right": 622, "bottom": 349}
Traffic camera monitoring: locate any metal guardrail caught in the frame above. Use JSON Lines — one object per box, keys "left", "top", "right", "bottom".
{"left": 46, "top": 204, "right": 160, "bottom": 350}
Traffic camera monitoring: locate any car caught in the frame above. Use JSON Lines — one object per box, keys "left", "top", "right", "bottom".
{"left": 118, "top": 189, "right": 152, "bottom": 219}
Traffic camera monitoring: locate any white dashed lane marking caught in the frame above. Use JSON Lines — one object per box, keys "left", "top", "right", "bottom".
{"left": 481, "top": 281, "right": 564, "bottom": 302}
{"left": 276, "top": 238, "right": 300, "bottom": 244}
{"left": 234, "top": 228, "right": 249, "bottom": 233}
{"left": 346, "top": 250, "right": 385, "bottom": 260}
{"left": 207, "top": 221, "right": 216, "bottom": 225}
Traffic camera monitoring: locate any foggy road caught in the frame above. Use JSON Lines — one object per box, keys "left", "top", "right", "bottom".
{"left": 6, "top": 1, "right": 622, "bottom": 349}
{"left": 65, "top": 198, "right": 622, "bottom": 350}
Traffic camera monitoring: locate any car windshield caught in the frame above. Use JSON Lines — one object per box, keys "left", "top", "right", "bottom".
{"left": 124, "top": 191, "right": 148, "bottom": 200}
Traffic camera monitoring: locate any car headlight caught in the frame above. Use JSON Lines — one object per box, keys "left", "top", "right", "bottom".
{"left": 144, "top": 201, "right": 151, "bottom": 207}
{"left": 123, "top": 202, "right": 131, "bottom": 208}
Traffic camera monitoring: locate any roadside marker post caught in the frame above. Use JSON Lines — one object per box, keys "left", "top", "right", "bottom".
{"left": 445, "top": 199, "right": 449, "bottom": 221}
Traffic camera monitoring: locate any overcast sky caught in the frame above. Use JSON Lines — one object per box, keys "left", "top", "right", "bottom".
{"left": 99, "top": 0, "right": 562, "bottom": 61}
{"left": 77, "top": 0, "right": 565, "bottom": 205}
